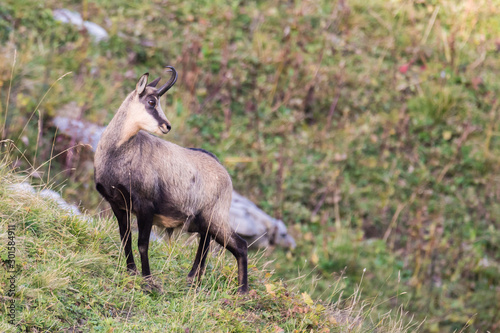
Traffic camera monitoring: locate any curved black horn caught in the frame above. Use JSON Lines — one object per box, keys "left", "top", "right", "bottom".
{"left": 157, "top": 66, "right": 178, "bottom": 96}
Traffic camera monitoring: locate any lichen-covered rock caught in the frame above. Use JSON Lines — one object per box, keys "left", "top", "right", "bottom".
{"left": 53, "top": 116, "right": 105, "bottom": 151}
{"left": 230, "top": 191, "right": 296, "bottom": 249}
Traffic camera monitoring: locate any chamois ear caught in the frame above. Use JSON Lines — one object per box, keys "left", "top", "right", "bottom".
{"left": 136, "top": 73, "right": 149, "bottom": 95}
{"left": 147, "top": 77, "right": 161, "bottom": 88}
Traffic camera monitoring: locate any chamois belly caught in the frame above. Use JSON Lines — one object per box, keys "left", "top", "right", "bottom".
{"left": 153, "top": 214, "right": 185, "bottom": 229}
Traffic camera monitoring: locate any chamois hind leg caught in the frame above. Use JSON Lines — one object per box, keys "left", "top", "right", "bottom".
{"left": 110, "top": 203, "right": 137, "bottom": 274}
{"left": 187, "top": 232, "right": 211, "bottom": 284}
{"left": 207, "top": 220, "right": 248, "bottom": 294}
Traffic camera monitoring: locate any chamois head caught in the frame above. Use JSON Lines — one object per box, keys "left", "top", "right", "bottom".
{"left": 130, "top": 66, "right": 178, "bottom": 136}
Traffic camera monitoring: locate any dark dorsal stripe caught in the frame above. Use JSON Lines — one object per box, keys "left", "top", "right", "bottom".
{"left": 188, "top": 148, "right": 220, "bottom": 163}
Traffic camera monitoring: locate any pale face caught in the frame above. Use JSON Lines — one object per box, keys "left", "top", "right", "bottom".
{"left": 132, "top": 73, "right": 171, "bottom": 136}
{"left": 135, "top": 87, "right": 171, "bottom": 135}
{"left": 117, "top": 73, "right": 174, "bottom": 146}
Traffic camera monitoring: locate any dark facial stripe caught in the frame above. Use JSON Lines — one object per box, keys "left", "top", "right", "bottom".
{"left": 139, "top": 93, "right": 169, "bottom": 128}
{"left": 151, "top": 109, "right": 167, "bottom": 125}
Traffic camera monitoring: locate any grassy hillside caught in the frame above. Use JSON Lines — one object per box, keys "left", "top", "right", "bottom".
{"left": 1, "top": 0, "right": 500, "bottom": 331}
{"left": 0, "top": 163, "right": 413, "bottom": 332}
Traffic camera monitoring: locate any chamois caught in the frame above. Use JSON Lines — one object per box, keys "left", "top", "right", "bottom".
{"left": 94, "top": 67, "right": 248, "bottom": 293}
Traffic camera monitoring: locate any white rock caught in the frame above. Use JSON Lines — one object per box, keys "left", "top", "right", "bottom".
{"left": 53, "top": 9, "right": 109, "bottom": 42}
{"left": 83, "top": 21, "right": 109, "bottom": 42}
{"left": 9, "top": 182, "right": 84, "bottom": 218}
{"left": 53, "top": 9, "right": 83, "bottom": 26}
{"left": 40, "top": 189, "right": 82, "bottom": 216}
{"left": 9, "top": 182, "right": 36, "bottom": 194}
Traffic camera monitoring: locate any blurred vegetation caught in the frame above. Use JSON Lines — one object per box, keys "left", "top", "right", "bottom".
{"left": 1, "top": 0, "right": 500, "bottom": 331}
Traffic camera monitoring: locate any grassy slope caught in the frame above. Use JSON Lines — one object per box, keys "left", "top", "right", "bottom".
{"left": 0, "top": 165, "right": 411, "bottom": 332}
{"left": 1, "top": 0, "right": 500, "bottom": 331}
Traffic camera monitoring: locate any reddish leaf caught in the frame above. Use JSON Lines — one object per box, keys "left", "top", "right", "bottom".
{"left": 399, "top": 63, "right": 410, "bottom": 74}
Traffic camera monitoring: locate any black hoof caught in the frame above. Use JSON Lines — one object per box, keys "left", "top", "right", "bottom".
{"left": 142, "top": 276, "right": 162, "bottom": 293}
{"left": 127, "top": 266, "right": 138, "bottom": 275}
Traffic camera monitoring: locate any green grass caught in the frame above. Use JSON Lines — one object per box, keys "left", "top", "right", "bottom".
{"left": 1, "top": 0, "right": 500, "bottom": 331}
{"left": 0, "top": 163, "right": 414, "bottom": 332}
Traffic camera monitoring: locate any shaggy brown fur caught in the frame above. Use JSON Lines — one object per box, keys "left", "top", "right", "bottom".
{"left": 94, "top": 70, "right": 248, "bottom": 293}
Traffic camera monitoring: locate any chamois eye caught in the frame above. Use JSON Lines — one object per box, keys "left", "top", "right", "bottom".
{"left": 148, "top": 99, "right": 156, "bottom": 107}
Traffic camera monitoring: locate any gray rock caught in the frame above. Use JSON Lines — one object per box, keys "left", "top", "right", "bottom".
{"left": 53, "top": 116, "right": 105, "bottom": 151}
{"left": 53, "top": 9, "right": 109, "bottom": 42}
{"left": 53, "top": 9, "right": 83, "bottom": 26}
{"left": 230, "top": 192, "right": 296, "bottom": 249}
{"left": 82, "top": 21, "right": 109, "bottom": 42}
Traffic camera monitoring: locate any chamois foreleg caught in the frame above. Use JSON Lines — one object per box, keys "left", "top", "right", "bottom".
{"left": 136, "top": 211, "right": 154, "bottom": 278}
{"left": 110, "top": 203, "right": 137, "bottom": 273}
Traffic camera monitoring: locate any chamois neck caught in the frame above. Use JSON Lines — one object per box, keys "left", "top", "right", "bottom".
{"left": 102, "top": 92, "right": 140, "bottom": 148}
{"left": 117, "top": 117, "right": 141, "bottom": 147}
